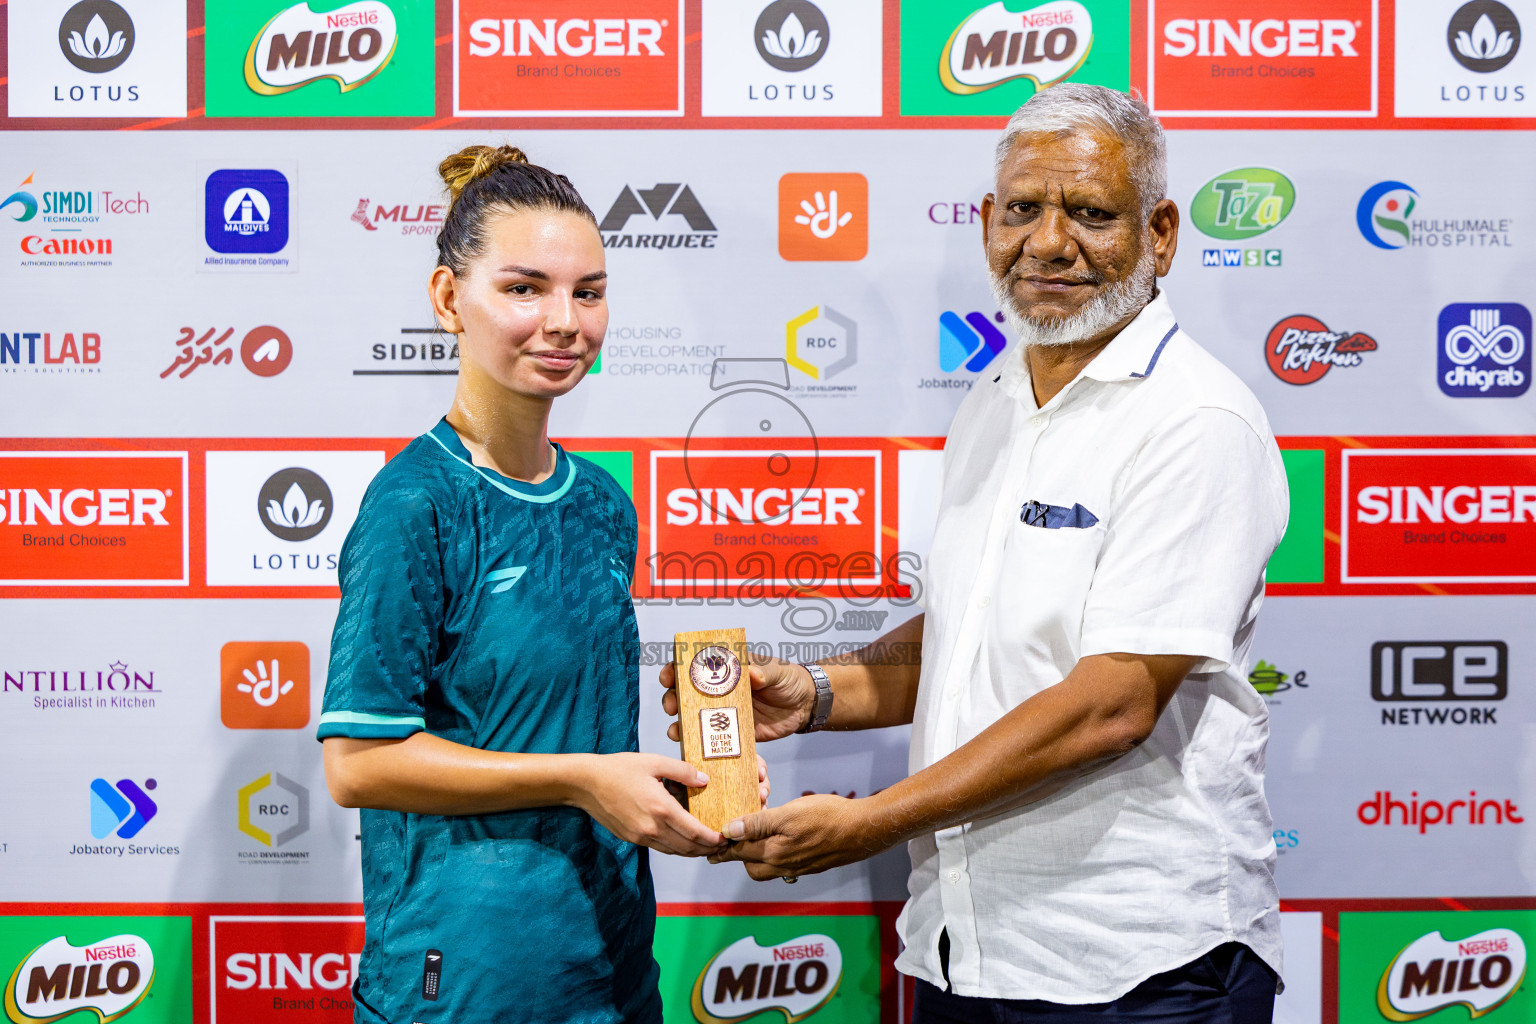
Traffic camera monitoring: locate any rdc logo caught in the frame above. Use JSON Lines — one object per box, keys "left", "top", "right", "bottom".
{"left": 1438, "top": 303, "right": 1530, "bottom": 398}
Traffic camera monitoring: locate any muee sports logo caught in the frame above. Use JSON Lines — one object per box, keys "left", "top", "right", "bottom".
{"left": 245, "top": 1, "right": 398, "bottom": 95}
{"left": 211, "top": 916, "right": 363, "bottom": 1021}
{"left": 940, "top": 1, "right": 1092, "bottom": 95}
{"left": 4, "top": 932, "right": 154, "bottom": 1023}
{"left": 1343, "top": 448, "right": 1536, "bottom": 584}
{"left": 457, "top": 0, "right": 682, "bottom": 115}
{"left": 1151, "top": 0, "right": 1375, "bottom": 115}
{"left": 1377, "top": 928, "right": 1525, "bottom": 1021}
{"left": 0, "top": 453, "right": 187, "bottom": 587}
{"left": 691, "top": 933, "right": 841, "bottom": 1024}
{"left": 650, "top": 449, "right": 884, "bottom": 596}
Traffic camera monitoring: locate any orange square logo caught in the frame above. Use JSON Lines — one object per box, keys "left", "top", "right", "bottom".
{"left": 779, "top": 173, "right": 868, "bottom": 261}
{"left": 221, "top": 641, "right": 310, "bottom": 729}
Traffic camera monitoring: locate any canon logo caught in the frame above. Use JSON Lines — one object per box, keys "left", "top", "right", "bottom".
{"left": 0, "top": 488, "right": 169, "bottom": 526}
{"left": 665, "top": 487, "right": 861, "bottom": 527}
{"left": 1162, "top": 18, "right": 1358, "bottom": 58}
{"left": 223, "top": 951, "right": 360, "bottom": 991}
{"left": 466, "top": 18, "right": 665, "bottom": 57}
{"left": 1356, "top": 485, "right": 1536, "bottom": 524}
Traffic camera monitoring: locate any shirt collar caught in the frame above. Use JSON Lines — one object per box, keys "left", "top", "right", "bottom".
{"left": 1078, "top": 291, "right": 1180, "bottom": 383}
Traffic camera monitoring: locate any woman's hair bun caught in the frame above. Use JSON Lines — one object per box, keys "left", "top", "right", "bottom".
{"left": 438, "top": 144, "right": 530, "bottom": 204}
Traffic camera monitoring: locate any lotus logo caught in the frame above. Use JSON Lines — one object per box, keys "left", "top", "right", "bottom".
{"left": 1377, "top": 928, "right": 1526, "bottom": 1020}
{"left": 257, "top": 468, "right": 334, "bottom": 542}
{"left": 1448, "top": 2, "right": 1521, "bottom": 72}
{"left": 4, "top": 933, "right": 155, "bottom": 1023}
{"left": 755, "top": 1, "right": 831, "bottom": 72}
{"left": 57, "top": 1, "right": 136, "bottom": 73}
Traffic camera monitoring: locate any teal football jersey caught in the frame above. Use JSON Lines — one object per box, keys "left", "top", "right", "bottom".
{"left": 319, "top": 418, "right": 658, "bottom": 1024}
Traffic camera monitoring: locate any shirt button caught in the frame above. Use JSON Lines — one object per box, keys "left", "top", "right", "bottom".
{"left": 977, "top": 595, "right": 991, "bottom": 609}
{"left": 947, "top": 871, "right": 961, "bottom": 884}
{"left": 1030, "top": 415, "right": 1043, "bottom": 426}
{"left": 946, "top": 686, "right": 961, "bottom": 700}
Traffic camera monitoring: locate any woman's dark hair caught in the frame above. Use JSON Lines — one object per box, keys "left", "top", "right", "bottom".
{"left": 434, "top": 144, "right": 596, "bottom": 276}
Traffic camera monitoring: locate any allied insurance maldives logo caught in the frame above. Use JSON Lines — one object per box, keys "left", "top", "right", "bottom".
{"left": 456, "top": 0, "right": 684, "bottom": 116}
{"left": 0, "top": 452, "right": 188, "bottom": 587}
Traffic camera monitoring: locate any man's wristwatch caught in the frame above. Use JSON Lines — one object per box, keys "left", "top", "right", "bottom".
{"left": 796, "top": 663, "right": 833, "bottom": 733}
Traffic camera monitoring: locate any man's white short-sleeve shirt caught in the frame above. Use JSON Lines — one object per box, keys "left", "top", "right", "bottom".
{"left": 895, "top": 292, "right": 1290, "bottom": 1003}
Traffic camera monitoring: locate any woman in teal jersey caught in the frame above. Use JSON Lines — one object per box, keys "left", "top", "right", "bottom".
{"left": 319, "top": 145, "right": 734, "bottom": 1024}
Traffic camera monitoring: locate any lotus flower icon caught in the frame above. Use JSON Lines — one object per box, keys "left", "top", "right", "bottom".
{"left": 68, "top": 13, "right": 127, "bottom": 61}
{"left": 754, "top": 0, "right": 830, "bottom": 71}
{"left": 1456, "top": 12, "right": 1516, "bottom": 61}
{"left": 763, "top": 12, "right": 821, "bottom": 60}
{"left": 256, "top": 467, "right": 335, "bottom": 541}
{"left": 268, "top": 482, "right": 325, "bottom": 530}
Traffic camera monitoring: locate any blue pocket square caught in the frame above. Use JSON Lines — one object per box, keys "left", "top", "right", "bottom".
{"left": 1020, "top": 500, "right": 1100, "bottom": 529}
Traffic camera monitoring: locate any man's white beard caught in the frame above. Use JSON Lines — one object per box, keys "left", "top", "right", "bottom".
{"left": 991, "top": 247, "right": 1158, "bottom": 349}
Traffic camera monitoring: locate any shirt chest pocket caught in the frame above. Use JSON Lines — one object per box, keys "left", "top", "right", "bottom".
{"left": 994, "top": 512, "right": 1107, "bottom": 652}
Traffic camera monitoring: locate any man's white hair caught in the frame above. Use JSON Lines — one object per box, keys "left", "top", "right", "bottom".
{"left": 994, "top": 84, "right": 1167, "bottom": 219}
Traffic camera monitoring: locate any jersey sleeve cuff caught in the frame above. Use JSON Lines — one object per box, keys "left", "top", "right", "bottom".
{"left": 316, "top": 710, "right": 426, "bottom": 740}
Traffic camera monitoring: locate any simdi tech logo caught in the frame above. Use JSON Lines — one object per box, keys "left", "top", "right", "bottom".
{"left": 778, "top": 173, "right": 867, "bottom": 261}
{"left": 5, "top": 0, "right": 188, "bottom": 118}
{"left": 204, "top": 0, "right": 434, "bottom": 117}
{"left": 900, "top": 0, "right": 1129, "bottom": 115}
{"left": 1, "top": 916, "right": 192, "bottom": 1024}
{"left": 1340, "top": 912, "right": 1534, "bottom": 1024}
{"left": 456, "top": 0, "right": 684, "bottom": 116}
{"left": 1148, "top": 0, "right": 1376, "bottom": 117}
{"left": 3, "top": 171, "right": 150, "bottom": 268}
{"left": 1438, "top": 303, "right": 1530, "bottom": 398}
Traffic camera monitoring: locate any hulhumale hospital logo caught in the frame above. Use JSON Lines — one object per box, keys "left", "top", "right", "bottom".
{"left": 1448, "top": 1, "right": 1521, "bottom": 73}
{"left": 205, "top": 169, "right": 290, "bottom": 254}
{"left": 1356, "top": 181, "right": 1514, "bottom": 250}
{"left": 58, "top": 0, "right": 136, "bottom": 73}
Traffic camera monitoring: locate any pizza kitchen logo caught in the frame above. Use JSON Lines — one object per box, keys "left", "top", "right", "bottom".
{"left": 1265, "top": 314, "right": 1378, "bottom": 385}
{"left": 692, "top": 933, "right": 842, "bottom": 1024}
{"left": 1376, "top": 927, "right": 1525, "bottom": 1021}
{"left": 244, "top": 1, "right": 399, "bottom": 96}
{"left": 4, "top": 932, "right": 155, "bottom": 1023}
{"left": 939, "top": 1, "right": 1093, "bottom": 95}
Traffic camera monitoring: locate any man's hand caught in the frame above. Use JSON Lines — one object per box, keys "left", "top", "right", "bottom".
{"left": 659, "top": 659, "right": 814, "bottom": 743}
{"left": 708, "top": 794, "right": 896, "bottom": 880}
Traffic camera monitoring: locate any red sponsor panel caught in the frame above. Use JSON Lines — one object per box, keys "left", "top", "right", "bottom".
{"left": 209, "top": 916, "right": 365, "bottom": 1023}
{"left": 0, "top": 452, "right": 188, "bottom": 585}
{"left": 1148, "top": 0, "right": 1377, "bottom": 116}
{"left": 455, "top": 0, "right": 683, "bottom": 115}
{"left": 649, "top": 447, "right": 886, "bottom": 596}
{"left": 1343, "top": 448, "right": 1536, "bottom": 583}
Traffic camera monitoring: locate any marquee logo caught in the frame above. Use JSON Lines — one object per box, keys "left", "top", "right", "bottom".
{"left": 59, "top": 1, "right": 136, "bottom": 74}
{"left": 1438, "top": 303, "right": 1530, "bottom": 399}
{"left": 243, "top": 1, "right": 398, "bottom": 96}
{"left": 1377, "top": 928, "right": 1525, "bottom": 1020}
{"left": 90, "top": 777, "right": 158, "bottom": 839}
{"left": 1189, "top": 167, "right": 1295, "bottom": 240}
{"left": 939, "top": 1, "right": 1092, "bottom": 95}
{"left": 4, "top": 932, "right": 155, "bottom": 1023}
{"left": 1449, "top": 2, "right": 1521, "bottom": 73}
{"left": 211, "top": 916, "right": 362, "bottom": 1022}
{"left": 691, "top": 933, "right": 841, "bottom": 1024}
{"left": 1265, "top": 314, "right": 1377, "bottom": 385}
{"left": 599, "top": 183, "right": 717, "bottom": 249}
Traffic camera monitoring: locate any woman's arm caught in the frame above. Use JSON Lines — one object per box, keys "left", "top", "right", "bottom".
{"left": 324, "top": 733, "right": 728, "bottom": 856}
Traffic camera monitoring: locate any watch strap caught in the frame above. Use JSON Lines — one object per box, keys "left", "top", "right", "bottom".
{"left": 797, "top": 663, "right": 833, "bottom": 733}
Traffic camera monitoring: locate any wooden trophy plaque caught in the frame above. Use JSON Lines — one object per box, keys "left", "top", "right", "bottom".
{"left": 674, "top": 628, "right": 759, "bottom": 833}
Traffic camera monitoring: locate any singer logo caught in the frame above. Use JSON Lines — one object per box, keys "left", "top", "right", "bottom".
{"left": 1149, "top": 1, "right": 1376, "bottom": 116}
{"left": 1343, "top": 448, "right": 1536, "bottom": 584}
{"left": 1377, "top": 928, "right": 1525, "bottom": 1020}
{"left": 3, "top": 932, "right": 154, "bottom": 1023}
{"left": 0, "top": 452, "right": 188, "bottom": 587}
{"left": 650, "top": 449, "right": 882, "bottom": 594}
{"left": 692, "top": 933, "right": 842, "bottom": 1023}
{"left": 211, "top": 916, "right": 364, "bottom": 1022}
{"left": 455, "top": 0, "right": 683, "bottom": 115}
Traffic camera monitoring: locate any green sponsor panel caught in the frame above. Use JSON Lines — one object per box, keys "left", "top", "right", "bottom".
{"left": 1268, "top": 449, "right": 1324, "bottom": 584}
{"left": 900, "top": 0, "right": 1130, "bottom": 116}
{"left": 204, "top": 0, "right": 435, "bottom": 118}
{"left": 1340, "top": 910, "right": 1536, "bottom": 1023}
{"left": 0, "top": 915, "right": 192, "bottom": 1024}
{"left": 655, "top": 913, "right": 880, "bottom": 1024}
{"left": 1189, "top": 168, "right": 1297, "bottom": 241}
{"left": 569, "top": 450, "right": 634, "bottom": 499}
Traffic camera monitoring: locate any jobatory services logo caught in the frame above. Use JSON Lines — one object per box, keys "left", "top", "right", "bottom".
{"left": 1344, "top": 447, "right": 1536, "bottom": 584}
{"left": 901, "top": 0, "right": 1128, "bottom": 115}
{"left": 1438, "top": 303, "right": 1530, "bottom": 398}
{"left": 221, "top": 642, "right": 311, "bottom": 729}
{"left": 5, "top": 660, "right": 160, "bottom": 714}
{"left": 1265, "top": 314, "right": 1378, "bottom": 385}
{"left": 5, "top": 0, "right": 187, "bottom": 117}
{"left": 599, "top": 182, "right": 718, "bottom": 249}
{"left": 204, "top": 0, "right": 433, "bottom": 117}
{"left": 1356, "top": 180, "right": 1513, "bottom": 250}
{"left": 702, "top": 0, "right": 881, "bottom": 115}
{"left": 1372, "top": 640, "right": 1506, "bottom": 726}
{"left": 1, "top": 916, "right": 192, "bottom": 1024}
{"left": 937, "top": 310, "right": 1008, "bottom": 375}
{"left": 160, "top": 325, "right": 293, "bottom": 380}
{"left": 1, "top": 330, "right": 102, "bottom": 375}
{"left": 237, "top": 772, "right": 310, "bottom": 856}
{"left": 778, "top": 173, "right": 867, "bottom": 261}
{"left": 1149, "top": 0, "right": 1376, "bottom": 117}
{"left": 456, "top": 0, "right": 684, "bottom": 116}
{"left": 0, "top": 451, "right": 189, "bottom": 587}
{"left": 692, "top": 933, "right": 842, "bottom": 1023}
{"left": 786, "top": 305, "right": 857, "bottom": 382}
{"left": 211, "top": 916, "right": 363, "bottom": 1022}
{"left": 90, "top": 777, "right": 157, "bottom": 839}
{"left": 59, "top": 1, "right": 135, "bottom": 73}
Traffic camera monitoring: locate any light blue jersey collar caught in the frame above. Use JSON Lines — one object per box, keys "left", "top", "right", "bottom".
{"left": 426, "top": 418, "right": 577, "bottom": 504}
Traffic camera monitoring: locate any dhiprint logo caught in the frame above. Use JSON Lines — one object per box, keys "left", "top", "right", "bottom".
{"left": 204, "top": 169, "right": 290, "bottom": 256}
{"left": 1438, "top": 303, "right": 1530, "bottom": 399}
{"left": 939, "top": 311, "right": 1008, "bottom": 372}
{"left": 258, "top": 468, "right": 333, "bottom": 542}
{"left": 1449, "top": 1, "right": 1521, "bottom": 73}
{"left": 3, "top": 932, "right": 156, "bottom": 1023}
{"left": 244, "top": 1, "right": 399, "bottom": 96}
{"left": 221, "top": 642, "right": 311, "bottom": 729}
{"left": 778, "top": 173, "right": 867, "bottom": 261}
{"left": 786, "top": 305, "right": 857, "bottom": 381}
{"left": 1376, "top": 928, "right": 1525, "bottom": 1021}
{"left": 599, "top": 183, "right": 717, "bottom": 250}
{"left": 692, "top": 933, "right": 842, "bottom": 1023}
{"left": 1358, "top": 790, "right": 1523, "bottom": 834}
{"left": 756, "top": 0, "right": 829, "bottom": 71}
{"left": 1357, "top": 181, "right": 1417, "bottom": 250}
{"left": 940, "top": 1, "right": 1093, "bottom": 95}
{"left": 237, "top": 772, "right": 309, "bottom": 850}
{"left": 59, "top": 1, "right": 136, "bottom": 73}
{"left": 1265, "top": 314, "right": 1378, "bottom": 385}
{"left": 89, "top": 777, "right": 158, "bottom": 839}
{"left": 1189, "top": 167, "right": 1295, "bottom": 240}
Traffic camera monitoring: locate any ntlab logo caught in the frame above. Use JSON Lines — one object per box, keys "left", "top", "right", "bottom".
{"left": 692, "top": 933, "right": 841, "bottom": 1023}
{"left": 1265, "top": 314, "right": 1377, "bottom": 385}
{"left": 1150, "top": 0, "right": 1376, "bottom": 117}
{"left": 90, "top": 777, "right": 158, "bottom": 839}
{"left": 939, "top": 310, "right": 1008, "bottom": 372}
{"left": 4, "top": 932, "right": 154, "bottom": 1023}
{"left": 1378, "top": 928, "right": 1525, "bottom": 1020}
{"left": 1439, "top": 304, "right": 1531, "bottom": 398}
{"left": 211, "top": 916, "right": 362, "bottom": 1022}
{"left": 599, "top": 183, "right": 717, "bottom": 250}
{"left": 786, "top": 305, "right": 857, "bottom": 380}
{"left": 204, "top": 170, "right": 289, "bottom": 256}
{"left": 778, "top": 173, "right": 867, "bottom": 261}
{"left": 221, "top": 642, "right": 310, "bottom": 729}
{"left": 1190, "top": 168, "right": 1295, "bottom": 240}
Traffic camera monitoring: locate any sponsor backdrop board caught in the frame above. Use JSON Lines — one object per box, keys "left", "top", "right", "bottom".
{"left": 1, "top": 1, "right": 1534, "bottom": 1023}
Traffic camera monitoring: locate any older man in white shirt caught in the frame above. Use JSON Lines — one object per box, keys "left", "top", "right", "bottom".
{"left": 662, "top": 83, "right": 1289, "bottom": 1023}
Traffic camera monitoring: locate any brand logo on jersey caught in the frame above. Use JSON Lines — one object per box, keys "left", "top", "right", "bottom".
{"left": 238, "top": 772, "right": 309, "bottom": 848}
{"left": 1190, "top": 168, "right": 1295, "bottom": 240}
{"left": 257, "top": 468, "right": 333, "bottom": 542}
{"left": 1448, "top": 2, "right": 1521, "bottom": 73}
{"left": 59, "top": 1, "right": 136, "bottom": 73}
{"left": 1265, "top": 314, "right": 1378, "bottom": 385}
{"left": 939, "top": 1, "right": 1092, "bottom": 95}
{"left": 244, "top": 2, "right": 398, "bottom": 96}
{"left": 4, "top": 933, "right": 154, "bottom": 1023}
{"left": 1438, "top": 303, "right": 1530, "bottom": 398}
{"left": 599, "top": 183, "right": 717, "bottom": 249}
{"left": 90, "top": 777, "right": 158, "bottom": 839}
{"left": 693, "top": 933, "right": 842, "bottom": 1023}
{"left": 483, "top": 565, "right": 526, "bottom": 593}
{"left": 212, "top": 916, "right": 362, "bottom": 1022}
{"left": 1377, "top": 928, "right": 1525, "bottom": 1019}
